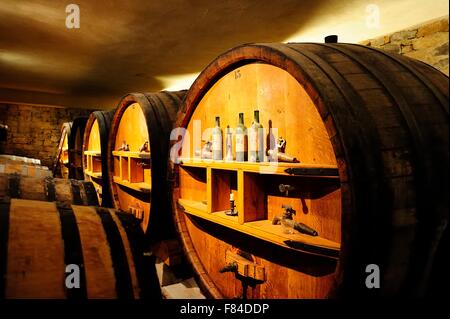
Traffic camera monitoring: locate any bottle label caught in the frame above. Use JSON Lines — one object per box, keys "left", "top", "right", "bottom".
{"left": 212, "top": 133, "right": 222, "bottom": 151}
{"left": 248, "top": 129, "right": 258, "bottom": 152}
{"left": 236, "top": 133, "right": 245, "bottom": 152}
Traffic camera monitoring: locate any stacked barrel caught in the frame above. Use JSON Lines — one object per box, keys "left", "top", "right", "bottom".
{"left": 0, "top": 151, "right": 160, "bottom": 298}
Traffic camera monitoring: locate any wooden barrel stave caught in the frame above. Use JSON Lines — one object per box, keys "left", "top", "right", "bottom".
{"left": 171, "top": 43, "right": 448, "bottom": 298}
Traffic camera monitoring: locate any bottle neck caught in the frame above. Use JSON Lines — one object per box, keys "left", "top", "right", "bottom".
{"left": 254, "top": 111, "right": 260, "bottom": 123}
{"left": 215, "top": 117, "right": 220, "bottom": 127}
{"left": 239, "top": 113, "right": 244, "bottom": 125}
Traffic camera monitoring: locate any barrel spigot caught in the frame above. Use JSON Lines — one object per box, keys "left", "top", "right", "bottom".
{"left": 219, "top": 262, "right": 238, "bottom": 274}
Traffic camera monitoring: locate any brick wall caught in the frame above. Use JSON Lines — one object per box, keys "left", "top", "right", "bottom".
{"left": 0, "top": 103, "right": 95, "bottom": 168}
{"left": 362, "top": 16, "right": 449, "bottom": 75}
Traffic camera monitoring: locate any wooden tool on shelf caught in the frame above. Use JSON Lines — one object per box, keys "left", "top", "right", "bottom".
{"left": 267, "top": 137, "right": 299, "bottom": 163}
{"left": 117, "top": 140, "right": 130, "bottom": 151}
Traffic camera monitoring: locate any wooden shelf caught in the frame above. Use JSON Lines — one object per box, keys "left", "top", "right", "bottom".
{"left": 178, "top": 198, "right": 340, "bottom": 259}
{"left": 112, "top": 151, "right": 150, "bottom": 159}
{"left": 84, "top": 150, "right": 101, "bottom": 156}
{"left": 179, "top": 158, "right": 338, "bottom": 178}
{"left": 113, "top": 176, "right": 151, "bottom": 193}
{"left": 84, "top": 169, "right": 102, "bottom": 178}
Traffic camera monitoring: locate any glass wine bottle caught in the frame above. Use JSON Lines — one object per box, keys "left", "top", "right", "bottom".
{"left": 248, "top": 110, "right": 263, "bottom": 162}
{"left": 235, "top": 113, "right": 247, "bottom": 162}
{"left": 212, "top": 116, "right": 223, "bottom": 160}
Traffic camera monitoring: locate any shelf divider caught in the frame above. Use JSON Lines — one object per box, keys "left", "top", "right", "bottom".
{"left": 237, "top": 170, "right": 245, "bottom": 225}
{"left": 206, "top": 167, "right": 212, "bottom": 213}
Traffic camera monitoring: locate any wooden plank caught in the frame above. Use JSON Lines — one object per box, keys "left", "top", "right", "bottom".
{"left": 179, "top": 166, "right": 207, "bottom": 204}
{"left": 84, "top": 169, "right": 102, "bottom": 179}
{"left": 237, "top": 170, "right": 245, "bottom": 225}
{"left": 83, "top": 150, "right": 101, "bottom": 156}
{"left": 242, "top": 172, "right": 265, "bottom": 223}
{"left": 179, "top": 159, "right": 338, "bottom": 178}
{"left": 6, "top": 199, "right": 65, "bottom": 298}
{"left": 113, "top": 176, "right": 151, "bottom": 193}
{"left": 108, "top": 209, "right": 140, "bottom": 299}
{"left": 72, "top": 205, "right": 116, "bottom": 298}
{"left": 211, "top": 169, "right": 235, "bottom": 213}
{"left": 206, "top": 167, "right": 212, "bottom": 213}
{"left": 112, "top": 151, "right": 151, "bottom": 159}
{"left": 178, "top": 198, "right": 340, "bottom": 258}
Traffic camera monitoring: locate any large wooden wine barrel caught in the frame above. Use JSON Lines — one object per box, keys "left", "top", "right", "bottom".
{"left": 82, "top": 110, "right": 115, "bottom": 207}
{"left": 53, "top": 118, "right": 88, "bottom": 180}
{"left": 107, "top": 91, "right": 186, "bottom": 237}
{"left": 0, "top": 174, "right": 99, "bottom": 207}
{"left": 53, "top": 122, "right": 72, "bottom": 178}
{"left": 170, "top": 43, "right": 448, "bottom": 298}
{"left": 0, "top": 199, "right": 160, "bottom": 298}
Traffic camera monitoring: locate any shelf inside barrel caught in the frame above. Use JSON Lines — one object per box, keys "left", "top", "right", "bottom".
{"left": 84, "top": 169, "right": 102, "bottom": 178}
{"left": 112, "top": 150, "right": 151, "bottom": 159}
{"left": 113, "top": 176, "right": 151, "bottom": 193}
{"left": 83, "top": 150, "right": 102, "bottom": 156}
{"left": 178, "top": 198, "right": 340, "bottom": 259}
{"left": 178, "top": 158, "right": 339, "bottom": 178}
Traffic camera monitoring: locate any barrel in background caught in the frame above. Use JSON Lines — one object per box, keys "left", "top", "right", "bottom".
{"left": 69, "top": 117, "right": 88, "bottom": 180}
{"left": 82, "top": 110, "right": 115, "bottom": 207}
{"left": 53, "top": 122, "right": 72, "bottom": 178}
{"left": 107, "top": 91, "right": 186, "bottom": 238}
{"left": 53, "top": 118, "right": 88, "bottom": 180}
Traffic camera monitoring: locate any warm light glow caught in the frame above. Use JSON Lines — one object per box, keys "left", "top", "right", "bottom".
{"left": 156, "top": 73, "right": 200, "bottom": 91}
{"left": 284, "top": 0, "right": 449, "bottom": 43}
{"left": 0, "top": 51, "right": 41, "bottom": 67}
{"left": 0, "top": 49, "right": 91, "bottom": 80}
{"left": 0, "top": 1, "right": 63, "bottom": 26}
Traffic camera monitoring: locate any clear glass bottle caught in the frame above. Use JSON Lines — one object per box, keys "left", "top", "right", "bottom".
{"left": 212, "top": 116, "right": 223, "bottom": 160}
{"left": 248, "top": 110, "right": 263, "bottom": 162}
{"left": 235, "top": 113, "right": 247, "bottom": 162}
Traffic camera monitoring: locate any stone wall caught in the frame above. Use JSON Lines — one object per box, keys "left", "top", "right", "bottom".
{"left": 0, "top": 103, "right": 95, "bottom": 168}
{"left": 362, "top": 16, "right": 449, "bottom": 75}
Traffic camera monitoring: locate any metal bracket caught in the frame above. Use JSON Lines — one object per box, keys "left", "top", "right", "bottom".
{"left": 225, "top": 251, "right": 265, "bottom": 281}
